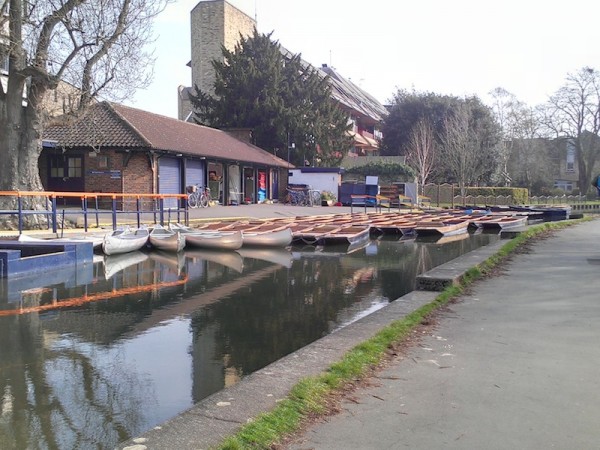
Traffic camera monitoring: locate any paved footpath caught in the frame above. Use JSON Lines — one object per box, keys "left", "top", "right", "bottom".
{"left": 287, "top": 219, "right": 600, "bottom": 450}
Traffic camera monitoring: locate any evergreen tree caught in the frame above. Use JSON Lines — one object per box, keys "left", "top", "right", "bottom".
{"left": 190, "top": 30, "right": 351, "bottom": 167}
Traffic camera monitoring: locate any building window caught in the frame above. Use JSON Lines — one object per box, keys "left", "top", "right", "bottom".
{"left": 554, "top": 181, "right": 573, "bottom": 192}
{"left": 566, "top": 141, "right": 575, "bottom": 172}
{"left": 98, "top": 155, "right": 108, "bottom": 168}
{"left": 68, "top": 157, "right": 82, "bottom": 177}
{"left": 50, "top": 159, "right": 64, "bottom": 178}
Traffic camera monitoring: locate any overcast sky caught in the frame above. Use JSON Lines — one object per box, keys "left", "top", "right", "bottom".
{"left": 125, "top": 0, "right": 600, "bottom": 118}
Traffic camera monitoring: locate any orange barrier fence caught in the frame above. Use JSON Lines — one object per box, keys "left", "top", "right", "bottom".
{"left": 0, "top": 190, "right": 189, "bottom": 233}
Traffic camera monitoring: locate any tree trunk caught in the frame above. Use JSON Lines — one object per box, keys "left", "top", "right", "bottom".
{"left": 0, "top": 102, "right": 48, "bottom": 229}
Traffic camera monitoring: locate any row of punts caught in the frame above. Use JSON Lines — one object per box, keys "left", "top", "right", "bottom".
{"left": 18, "top": 206, "right": 557, "bottom": 256}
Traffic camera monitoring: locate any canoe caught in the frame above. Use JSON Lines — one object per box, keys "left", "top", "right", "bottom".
{"left": 102, "top": 227, "right": 149, "bottom": 256}
{"left": 241, "top": 227, "right": 293, "bottom": 247}
{"left": 169, "top": 223, "right": 243, "bottom": 250}
{"left": 184, "top": 231, "right": 243, "bottom": 250}
{"left": 149, "top": 226, "right": 186, "bottom": 252}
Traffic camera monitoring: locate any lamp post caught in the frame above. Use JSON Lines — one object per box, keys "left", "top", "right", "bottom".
{"left": 287, "top": 131, "right": 295, "bottom": 169}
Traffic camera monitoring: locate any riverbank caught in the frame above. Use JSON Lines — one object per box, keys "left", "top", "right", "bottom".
{"left": 284, "top": 217, "right": 600, "bottom": 450}
{"left": 118, "top": 217, "right": 599, "bottom": 449}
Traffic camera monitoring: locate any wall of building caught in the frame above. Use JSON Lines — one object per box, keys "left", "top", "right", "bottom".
{"left": 85, "top": 150, "right": 123, "bottom": 194}
{"left": 288, "top": 169, "right": 342, "bottom": 200}
{"left": 190, "top": 0, "right": 255, "bottom": 97}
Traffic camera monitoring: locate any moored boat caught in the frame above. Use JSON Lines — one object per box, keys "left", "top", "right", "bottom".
{"left": 149, "top": 225, "right": 186, "bottom": 252}
{"left": 414, "top": 218, "right": 469, "bottom": 237}
{"left": 184, "top": 230, "right": 243, "bottom": 250}
{"left": 170, "top": 224, "right": 242, "bottom": 250}
{"left": 318, "top": 224, "right": 371, "bottom": 246}
{"left": 102, "top": 227, "right": 149, "bottom": 256}
{"left": 241, "top": 227, "right": 293, "bottom": 247}
{"left": 291, "top": 224, "right": 342, "bottom": 245}
{"left": 477, "top": 215, "right": 528, "bottom": 230}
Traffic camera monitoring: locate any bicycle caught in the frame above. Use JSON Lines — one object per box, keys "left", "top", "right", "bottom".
{"left": 187, "top": 185, "right": 211, "bottom": 208}
{"left": 286, "top": 188, "right": 309, "bottom": 206}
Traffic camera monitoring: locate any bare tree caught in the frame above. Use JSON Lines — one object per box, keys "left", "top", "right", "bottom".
{"left": 440, "top": 105, "right": 471, "bottom": 196}
{"left": 0, "top": 0, "right": 170, "bottom": 215}
{"left": 540, "top": 67, "right": 600, "bottom": 194}
{"left": 440, "top": 102, "right": 500, "bottom": 196}
{"left": 406, "top": 118, "right": 436, "bottom": 193}
{"left": 489, "top": 87, "right": 555, "bottom": 193}
{"left": 489, "top": 87, "right": 519, "bottom": 186}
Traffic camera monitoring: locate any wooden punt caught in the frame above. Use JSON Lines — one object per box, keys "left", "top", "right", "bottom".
{"left": 291, "top": 224, "right": 343, "bottom": 245}
{"left": 414, "top": 218, "right": 470, "bottom": 237}
{"left": 477, "top": 215, "right": 528, "bottom": 230}
{"left": 317, "top": 224, "right": 371, "bottom": 246}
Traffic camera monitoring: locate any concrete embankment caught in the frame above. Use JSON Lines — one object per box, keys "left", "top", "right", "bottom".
{"left": 118, "top": 234, "right": 509, "bottom": 449}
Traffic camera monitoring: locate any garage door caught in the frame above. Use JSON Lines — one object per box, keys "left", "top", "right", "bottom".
{"left": 185, "top": 159, "right": 205, "bottom": 191}
{"left": 159, "top": 157, "right": 181, "bottom": 209}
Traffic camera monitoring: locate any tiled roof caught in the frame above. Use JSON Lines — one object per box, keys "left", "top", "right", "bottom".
{"left": 278, "top": 47, "right": 388, "bottom": 125}
{"left": 44, "top": 102, "right": 290, "bottom": 168}
{"left": 319, "top": 65, "right": 388, "bottom": 124}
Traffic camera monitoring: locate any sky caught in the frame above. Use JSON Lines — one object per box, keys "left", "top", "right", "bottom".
{"left": 125, "top": 0, "right": 600, "bottom": 119}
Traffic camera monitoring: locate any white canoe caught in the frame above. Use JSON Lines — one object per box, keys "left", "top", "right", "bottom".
{"left": 241, "top": 227, "right": 293, "bottom": 247}
{"left": 170, "top": 224, "right": 243, "bottom": 250}
{"left": 183, "top": 230, "right": 243, "bottom": 250}
{"left": 149, "top": 226, "right": 185, "bottom": 252}
{"left": 102, "top": 228, "right": 149, "bottom": 256}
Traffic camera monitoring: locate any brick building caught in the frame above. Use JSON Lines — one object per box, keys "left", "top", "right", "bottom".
{"left": 42, "top": 102, "right": 289, "bottom": 207}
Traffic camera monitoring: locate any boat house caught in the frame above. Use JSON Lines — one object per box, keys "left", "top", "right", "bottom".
{"left": 42, "top": 102, "right": 290, "bottom": 208}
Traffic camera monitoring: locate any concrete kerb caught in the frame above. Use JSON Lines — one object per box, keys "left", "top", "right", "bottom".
{"left": 118, "top": 238, "right": 509, "bottom": 450}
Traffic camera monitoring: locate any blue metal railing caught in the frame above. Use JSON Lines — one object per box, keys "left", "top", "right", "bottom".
{"left": 0, "top": 191, "right": 189, "bottom": 234}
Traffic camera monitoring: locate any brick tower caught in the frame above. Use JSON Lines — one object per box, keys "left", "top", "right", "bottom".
{"left": 190, "top": 0, "right": 256, "bottom": 96}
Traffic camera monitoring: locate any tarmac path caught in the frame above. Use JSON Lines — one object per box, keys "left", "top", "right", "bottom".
{"left": 286, "top": 219, "right": 600, "bottom": 450}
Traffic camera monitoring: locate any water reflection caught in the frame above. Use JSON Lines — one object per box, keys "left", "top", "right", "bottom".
{"left": 0, "top": 232, "right": 497, "bottom": 448}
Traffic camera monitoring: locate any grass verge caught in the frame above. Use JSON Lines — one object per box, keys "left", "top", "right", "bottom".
{"left": 218, "top": 218, "right": 591, "bottom": 450}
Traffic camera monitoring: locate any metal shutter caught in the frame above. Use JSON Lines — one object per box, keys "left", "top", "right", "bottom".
{"left": 159, "top": 157, "right": 181, "bottom": 209}
{"left": 185, "top": 159, "right": 205, "bottom": 190}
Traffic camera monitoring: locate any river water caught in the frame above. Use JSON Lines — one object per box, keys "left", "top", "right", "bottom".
{"left": 0, "top": 232, "right": 498, "bottom": 449}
